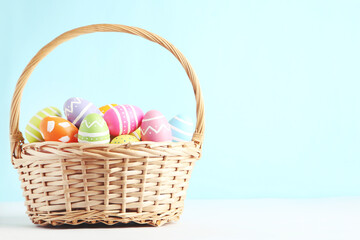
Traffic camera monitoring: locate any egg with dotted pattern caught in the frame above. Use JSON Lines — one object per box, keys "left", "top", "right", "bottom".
{"left": 78, "top": 113, "right": 110, "bottom": 144}
{"left": 111, "top": 135, "right": 140, "bottom": 144}
{"left": 104, "top": 104, "right": 144, "bottom": 136}
{"left": 25, "top": 106, "right": 62, "bottom": 143}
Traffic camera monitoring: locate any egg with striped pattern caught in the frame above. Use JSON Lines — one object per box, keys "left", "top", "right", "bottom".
{"left": 99, "top": 104, "right": 118, "bottom": 115}
{"left": 25, "top": 106, "right": 62, "bottom": 143}
{"left": 78, "top": 113, "right": 110, "bottom": 144}
{"left": 40, "top": 116, "right": 78, "bottom": 143}
{"left": 111, "top": 135, "right": 140, "bottom": 144}
{"left": 64, "top": 97, "right": 101, "bottom": 128}
{"left": 169, "top": 114, "right": 194, "bottom": 142}
{"left": 130, "top": 128, "right": 141, "bottom": 140}
{"left": 104, "top": 104, "right": 144, "bottom": 136}
{"left": 141, "top": 110, "right": 172, "bottom": 142}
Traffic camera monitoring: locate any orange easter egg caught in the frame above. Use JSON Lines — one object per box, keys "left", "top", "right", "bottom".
{"left": 40, "top": 116, "right": 78, "bottom": 143}
{"left": 99, "top": 104, "right": 118, "bottom": 115}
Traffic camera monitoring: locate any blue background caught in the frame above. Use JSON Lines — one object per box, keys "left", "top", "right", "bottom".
{"left": 1, "top": 0, "right": 360, "bottom": 202}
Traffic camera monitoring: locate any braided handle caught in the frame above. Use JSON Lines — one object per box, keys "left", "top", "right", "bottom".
{"left": 9, "top": 24, "right": 205, "bottom": 159}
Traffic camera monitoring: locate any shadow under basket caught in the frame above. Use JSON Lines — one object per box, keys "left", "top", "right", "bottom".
{"left": 9, "top": 24, "right": 205, "bottom": 227}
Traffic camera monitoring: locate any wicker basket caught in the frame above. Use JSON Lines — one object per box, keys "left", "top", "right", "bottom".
{"left": 9, "top": 24, "right": 204, "bottom": 227}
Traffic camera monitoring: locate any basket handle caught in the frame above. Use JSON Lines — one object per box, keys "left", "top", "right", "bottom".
{"left": 9, "top": 24, "right": 205, "bottom": 160}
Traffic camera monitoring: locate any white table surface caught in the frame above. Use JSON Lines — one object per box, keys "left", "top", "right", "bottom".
{"left": 1, "top": 198, "right": 360, "bottom": 240}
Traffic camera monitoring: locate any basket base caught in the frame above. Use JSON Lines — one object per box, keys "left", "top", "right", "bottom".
{"left": 28, "top": 208, "right": 183, "bottom": 227}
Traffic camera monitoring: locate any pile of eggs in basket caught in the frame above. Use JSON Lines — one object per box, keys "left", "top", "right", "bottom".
{"left": 25, "top": 97, "right": 194, "bottom": 145}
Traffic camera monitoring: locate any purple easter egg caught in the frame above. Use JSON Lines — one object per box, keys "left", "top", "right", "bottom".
{"left": 63, "top": 97, "right": 101, "bottom": 127}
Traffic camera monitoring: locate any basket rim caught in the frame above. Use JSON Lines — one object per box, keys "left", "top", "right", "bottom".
{"left": 22, "top": 140, "right": 197, "bottom": 147}
{"left": 13, "top": 140, "right": 201, "bottom": 168}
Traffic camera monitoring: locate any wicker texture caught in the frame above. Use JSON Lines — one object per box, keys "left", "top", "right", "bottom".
{"left": 9, "top": 24, "right": 204, "bottom": 227}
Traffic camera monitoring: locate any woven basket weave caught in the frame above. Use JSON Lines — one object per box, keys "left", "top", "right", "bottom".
{"left": 9, "top": 24, "right": 204, "bottom": 227}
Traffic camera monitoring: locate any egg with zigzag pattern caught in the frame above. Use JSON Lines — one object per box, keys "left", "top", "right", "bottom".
{"left": 64, "top": 97, "right": 101, "bottom": 128}
{"left": 140, "top": 110, "right": 172, "bottom": 142}
{"left": 78, "top": 113, "right": 110, "bottom": 144}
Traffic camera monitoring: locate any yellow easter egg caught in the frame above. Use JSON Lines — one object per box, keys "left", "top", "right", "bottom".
{"left": 111, "top": 135, "right": 140, "bottom": 144}
{"left": 99, "top": 104, "right": 118, "bottom": 115}
{"left": 130, "top": 128, "right": 141, "bottom": 140}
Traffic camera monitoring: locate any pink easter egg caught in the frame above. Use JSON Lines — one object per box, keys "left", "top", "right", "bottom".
{"left": 141, "top": 110, "right": 172, "bottom": 142}
{"left": 104, "top": 104, "right": 144, "bottom": 136}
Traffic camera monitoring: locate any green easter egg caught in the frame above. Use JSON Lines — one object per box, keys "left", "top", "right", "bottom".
{"left": 25, "top": 106, "right": 62, "bottom": 143}
{"left": 78, "top": 113, "right": 110, "bottom": 144}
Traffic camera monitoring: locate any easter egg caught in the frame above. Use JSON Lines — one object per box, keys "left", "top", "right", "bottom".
{"left": 99, "top": 104, "right": 118, "bottom": 115}
{"left": 25, "top": 106, "right": 62, "bottom": 143}
{"left": 104, "top": 105, "right": 144, "bottom": 136}
{"left": 169, "top": 114, "right": 194, "bottom": 142}
{"left": 141, "top": 110, "right": 172, "bottom": 142}
{"left": 130, "top": 128, "right": 141, "bottom": 141}
{"left": 63, "top": 97, "right": 101, "bottom": 128}
{"left": 78, "top": 113, "right": 110, "bottom": 144}
{"left": 111, "top": 135, "right": 140, "bottom": 144}
{"left": 40, "top": 116, "right": 78, "bottom": 143}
